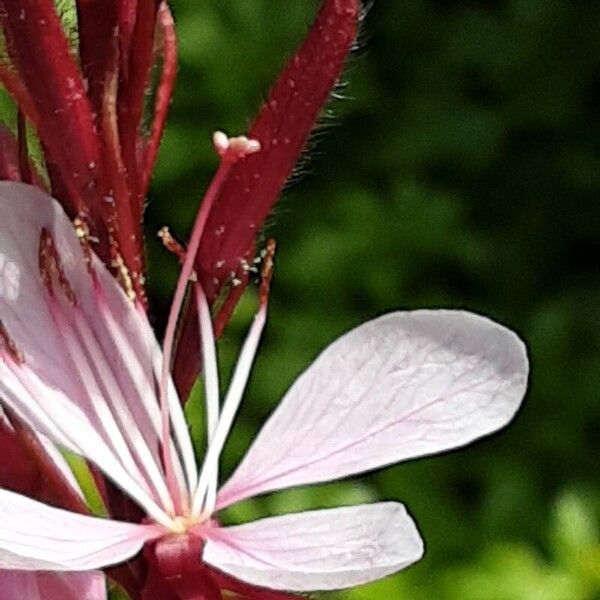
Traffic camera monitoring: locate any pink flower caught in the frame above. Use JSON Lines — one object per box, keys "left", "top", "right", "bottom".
{"left": 0, "top": 571, "right": 106, "bottom": 600}
{"left": 0, "top": 180, "right": 528, "bottom": 594}
{"left": 0, "top": 0, "right": 361, "bottom": 401}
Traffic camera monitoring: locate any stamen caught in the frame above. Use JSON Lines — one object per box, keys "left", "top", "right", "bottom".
{"left": 191, "top": 240, "right": 276, "bottom": 518}
{"left": 38, "top": 229, "right": 78, "bottom": 305}
{"left": 212, "top": 131, "right": 261, "bottom": 162}
{"left": 0, "top": 320, "right": 24, "bottom": 364}
{"left": 159, "top": 131, "right": 261, "bottom": 514}
{"left": 93, "top": 284, "right": 163, "bottom": 435}
{"left": 259, "top": 239, "right": 276, "bottom": 306}
{"left": 158, "top": 227, "right": 187, "bottom": 264}
{"left": 195, "top": 284, "right": 220, "bottom": 514}
{"left": 2, "top": 359, "right": 80, "bottom": 451}
{"left": 149, "top": 338, "right": 198, "bottom": 506}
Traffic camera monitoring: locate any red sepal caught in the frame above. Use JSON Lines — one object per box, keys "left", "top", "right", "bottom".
{"left": 173, "top": 0, "right": 359, "bottom": 399}
{"left": 0, "top": 68, "right": 40, "bottom": 129}
{"left": 142, "top": 533, "right": 302, "bottom": 600}
{"left": 209, "top": 569, "right": 302, "bottom": 600}
{"left": 197, "top": 0, "right": 359, "bottom": 297}
{"left": 144, "top": 535, "right": 222, "bottom": 600}
{"left": 1, "top": 0, "right": 173, "bottom": 303}
{"left": 76, "top": 0, "right": 119, "bottom": 119}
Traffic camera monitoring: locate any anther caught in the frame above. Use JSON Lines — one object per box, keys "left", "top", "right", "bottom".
{"left": 212, "top": 130, "right": 261, "bottom": 163}
{"left": 158, "top": 227, "right": 186, "bottom": 264}
{"left": 73, "top": 216, "right": 96, "bottom": 270}
{"left": 259, "top": 239, "right": 276, "bottom": 307}
{"left": 158, "top": 227, "right": 198, "bottom": 282}
{"left": 0, "top": 320, "right": 24, "bottom": 364}
{"left": 38, "top": 229, "right": 78, "bottom": 306}
{"left": 74, "top": 216, "right": 91, "bottom": 244}
{"left": 110, "top": 250, "right": 136, "bottom": 302}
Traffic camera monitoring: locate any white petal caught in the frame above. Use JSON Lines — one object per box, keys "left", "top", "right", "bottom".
{"left": 202, "top": 503, "right": 423, "bottom": 591}
{"left": 0, "top": 489, "right": 161, "bottom": 571}
{"left": 0, "top": 570, "right": 106, "bottom": 600}
{"left": 218, "top": 310, "right": 528, "bottom": 508}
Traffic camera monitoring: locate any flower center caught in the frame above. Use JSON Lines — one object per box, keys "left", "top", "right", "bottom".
{"left": 166, "top": 512, "right": 218, "bottom": 536}
{"left": 168, "top": 514, "right": 198, "bottom": 535}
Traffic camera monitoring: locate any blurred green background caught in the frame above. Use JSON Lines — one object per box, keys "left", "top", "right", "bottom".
{"left": 1, "top": 0, "right": 597, "bottom": 598}
{"left": 143, "top": 1, "right": 600, "bottom": 599}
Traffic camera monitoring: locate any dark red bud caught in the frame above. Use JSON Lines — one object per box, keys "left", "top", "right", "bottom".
{"left": 0, "top": 0, "right": 103, "bottom": 217}
{"left": 197, "top": 0, "right": 359, "bottom": 299}
{"left": 76, "top": 0, "right": 119, "bottom": 120}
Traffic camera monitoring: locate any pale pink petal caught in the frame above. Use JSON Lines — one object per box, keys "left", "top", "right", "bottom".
{"left": 0, "top": 570, "right": 106, "bottom": 600}
{"left": 218, "top": 310, "right": 528, "bottom": 509}
{"left": 0, "top": 488, "right": 162, "bottom": 571}
{"left": 202, "top": 503, "right": 423, "bottom": 591}
{"left": 0, "top": 356, "right": 166, "bottom": 522}
{"left": 0, "top": 182, "right": 194, "bottom": 520}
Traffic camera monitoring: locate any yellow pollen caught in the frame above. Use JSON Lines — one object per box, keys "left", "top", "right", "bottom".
{"left": 167, "top": 514, "right": 205, "bottom": 535}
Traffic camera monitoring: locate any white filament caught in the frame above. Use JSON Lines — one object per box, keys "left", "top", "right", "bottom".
{"left": 195, "top": 285, "right": 220, "bottom": 515}
{"left": 192, "top": 307, "right": 267, "bottom": 518}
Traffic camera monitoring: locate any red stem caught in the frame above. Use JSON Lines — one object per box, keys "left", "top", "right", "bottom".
{"left": 16, "top": 110, "right": 31, "bottom": 184}
{"left": 0, "top": 67, "right": 40, "bottom": 130}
